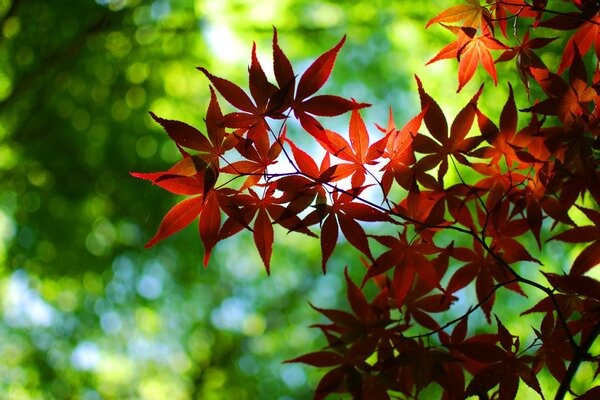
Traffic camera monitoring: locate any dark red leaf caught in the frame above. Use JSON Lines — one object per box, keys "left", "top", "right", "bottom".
{"left": 296, "top": 35, "right": 346, "bottom": 101}
{"left": 145, "top": 197, "right": 203, "bottom": 248}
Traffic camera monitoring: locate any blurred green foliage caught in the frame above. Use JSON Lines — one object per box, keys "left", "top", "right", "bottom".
{"left": 0, "top": 0, "right": 577, "bottom": 399}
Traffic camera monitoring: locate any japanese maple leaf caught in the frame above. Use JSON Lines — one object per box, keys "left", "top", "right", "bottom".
{"left": 403, "top": 272, "right": 457, "bottom": 331}
{"left": 197, "top": 31, "right": 290, "bottom": 130}
{"left": 427, "top": 28, "right": 507, "bottom": 92}
{"left": 303, "top": 189, "right": 390, "bottom": 273}
{"left": 529, "top": 312, "right": 573, "bottom": 383}
{"left": 473, "top": 83, "right": 550, "bottom": 178}
{"left": 319, "top": 107, "right": 389, "bottom": 187}
{"left": 525, "top": 48, "right": 597, "bottom": 126}
{"left": 549, "top": 206, "right": 600, "bottom": 276}
{"left": 462, "top": 317, "right": 544, "bottom": 400}
{"left": 483, "top": 196, "right": 542, "bottom": 265}
{"left": 218, "top": 184, "right": 314, "bottom": 274}
{"left": 426, "top": 0, "right": 491, "bottom": 31}
{"left": 220, "top": 124, "right": 282, "bottom": 190}
{"left": 274, "top": 136, "right": 333, "bottom": 225}
{"left": 447, "top": 239, "right": 525, "bottom": 322}
{"left": 147, "top": 87, "right": 237, "bottom": 167}
{"left": 491, "top": 0, "right": 546, "bottom": 36}
{"left": 289, "top": 36, "right": 371, "bottom": 143}
{"left": 392, "top": 187, "right": 447, "bottom": 238}
{"left": 139, "top": 186, "right": 226, "bottom": 267}
{"left": 378, "top": 107, "right": 424, "bottom": 195}
{"left": 495, "top": 31, "right": 557, "bottom": 97}
{"left": 363, "top": 230, "right": 441, "bottom": 307}
{"left": 538, "top": 0, "right": 600, "bottom": 73}
{"left": 412, "top": 76, "right": 483, "bottom": 183}
{"left": 131, "top": 151, "right": 218, "bottom": 198}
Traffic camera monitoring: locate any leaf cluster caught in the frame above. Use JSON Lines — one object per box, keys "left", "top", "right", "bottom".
{"left": 134, "top": 1, "right": 600, "bottom": 398}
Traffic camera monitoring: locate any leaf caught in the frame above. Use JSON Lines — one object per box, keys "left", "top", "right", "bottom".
{"left": 149, "top": 112, "right": 212, "bottom": 152}
{"left": 426, "top": 0, "right": 487, "bottom": 29}
{"left": 577, "top": 386, "right": 600, "bottom": 400}
{"left": 320, "top": 214, "right": 338, "bottom": 274}
{"left": 393, "top": 253, "right": 415, "bottom": 307}
{"left": 145, "top": 196, "right": 203, "bottom": 248}
{"left": 272, "top": 27, "right": 295, "bottom": 91}
{"left": 296, "top": 35, "right": 346, "bottom": 101}
{"left": 572, "top": 240, "right": 600, "bottom": 276}
{"left": 544, "top": 272, "right": 600, "bottom": 301}
{"left": 464, "top": 364, "right": 505, "bottom": 396}
{"left": 456, "top": 33, "right": 507, "bottom": 92}
{"left": 199, "top": 190, "right": 221, "bottom": 267}
{"left": 254, "top": 208, "right": 274, "bottom": 275}
{"left": 284, "top": 351, "right": 345, "bottom": 367}
{"left": 198, "top": 67, "right": 256, "bottom": 113}
{"left": 344, "top": 268, "right": 376, "bottom": 324}
{"left": 557, "top": 15, "right": 600, "bottom": 75}
{"left": 459, "top": 341, "right": 505, "bottom": 364}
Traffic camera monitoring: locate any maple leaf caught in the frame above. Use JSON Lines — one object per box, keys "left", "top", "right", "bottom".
{"left": 495, "top": 30, "right": 557, "bottom": 97}
{"left": 143, "top": 196, "right": 204, "bottom": 248}
{"left": 197, "top": 31, "right": 288, "bottom": 129}
{"left": 544, "top": 272, "right": 600, "bottom": 302}
{"left": 426, "top": 0, "right": 491, "bottom": 31}
{"left": 412, "top": 76, "right": 483, "bottom": 183}
{"left": 364, "top": 230, "right": 441, "bottom": 307}
{"left": 474, "top": 84, "right": 531, "bottom": 167}
{"left": 378, "top": 107, "right": 423, "bottom": 195}
{"left": 448, "top": 239, "right": 525, "bottom": 322}
{"left": 279, "top": 33, "right": 370, "bottom": 142}
{"left": 524, "top": 48, "right": 597, "bottom": 126}
{"left": 427, "top": 28, "right": 507, "bottom": 92}
{"left": 549, "top": 206, "right": 600, "bottom": 276}
{"left": 303, "top": 188, "right": 390, "bottom": 273}
{"left": 147, "top": 88, "right": 238, "bottom": 167}
{"left": 539, "top": 1, "right": 600, "bottom": 74}
{"left": 274, "top": 136, "right": 332, "bottom": 222}
{"left": 462, "top": 317, "right": 544, "bottom": 399}
{"left": 319, "top": 107, "right": 389, "bottom": 187}
{"left": 220, "top": 124, "right": 282, "bottom": 190}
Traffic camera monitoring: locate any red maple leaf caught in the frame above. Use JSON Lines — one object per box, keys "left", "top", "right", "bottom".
{"left": 525, "top": 48, "right": 597, "bottom": 126}
{"left": 303, "top": 188, "right": 390, "bottom": 273}
{"left": 378, "top": 107, "right": 424, "bottom": 196}
{"left": 412, "top": 76, "right": 483, "bottom": 183}
{"left": 319, "top": 107, "right": 389, "bottom": 187}
{"left": 427, "top": 28, "right": 507, "bottom": 92}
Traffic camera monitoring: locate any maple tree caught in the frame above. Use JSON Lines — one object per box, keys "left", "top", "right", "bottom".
{"left": 133, "top": 0, "right": 600, "bottom": 398}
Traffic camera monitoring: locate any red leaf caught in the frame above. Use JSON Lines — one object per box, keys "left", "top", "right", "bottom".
{"left": 571, "top": 240, "right": 600, "bottom": 276}
{"left": 284, "top": 351, "right": 345, "bottom": 367}
{"left": 272, "top": 28, "right": 295, "bottom": 92}
{"left": 344, "top": 268, "right": 376, "bottom": 324}
{"left": 314, "top": 367, "right": 347, "bottom": 400}
{"left": 197, "top": 67, "right": 256, "bottom": 113}
{"left": 320, "top": 214, "right": 339, "bottom": 274}
{"left": 199, "top": 191, "right": 221, "bottom": 267}
{"left": 149, "top": 112, "right": 212, "bottom": 152}
{"left": 296, "top": 35, "right": 346, "bottom": 101}
{"left": 465, "top": 364, "right": 505, "bottom": 396}
{"left": 459, "top": 341, "right": 505, "bottom": 363}
{"left": 254, "top": 208, "right": 273, "bottom": 275}
{"left": 301, "top": 95, "right": 367, "bottom": 117}
{"left": 426, "top": 0, "right": 488, "bottom": 29}
{"left": 145, "top": 197, "right": 203, "bottom": 248}
{"left": 393, "top": 255, "right": 415, "bottom": 307}
{"left": 577, "top": 386, "right": 600, "bottom": 400}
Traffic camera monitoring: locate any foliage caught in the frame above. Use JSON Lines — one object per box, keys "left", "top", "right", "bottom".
{"left": 135, "top": 0, "right": 600, "bottom": 398}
